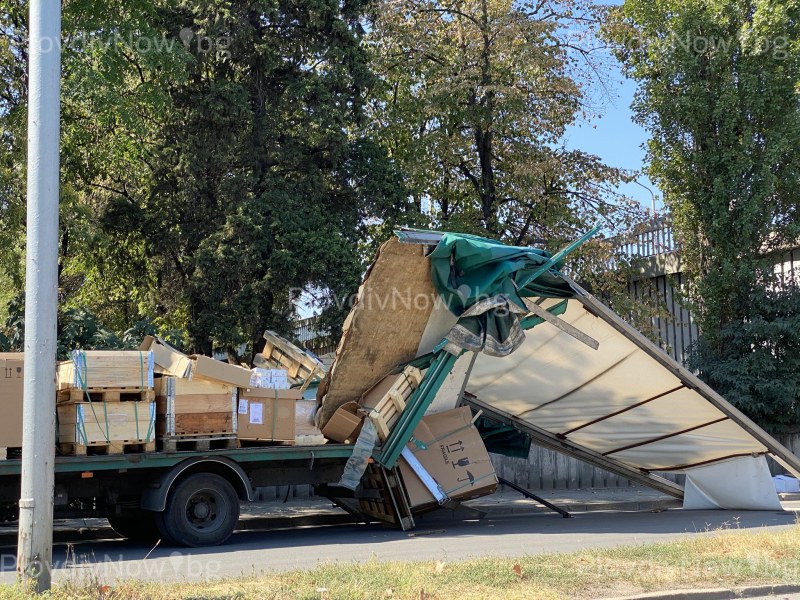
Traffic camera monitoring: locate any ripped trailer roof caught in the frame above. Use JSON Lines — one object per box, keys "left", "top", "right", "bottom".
{"left": 318, "top": 229, "right": 800, "bottom": 491}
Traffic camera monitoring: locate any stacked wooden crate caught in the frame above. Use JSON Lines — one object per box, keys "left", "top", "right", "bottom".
{"left": 254, "top": 330, "right": 327, "bottom": 392}
{"left": 155, "top": 376, "right": 238, "bottom": 452}
{"left": 56, "top": 350, "right": 156, "bottom": 455}
{"left": 359, "top": 366, "right": 423, "bottom": 442}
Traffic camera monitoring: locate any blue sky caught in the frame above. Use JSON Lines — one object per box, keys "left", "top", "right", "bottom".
{"left": 561, "top": 1, "right": 663, "bottom": 213}
{"left": 563, "top": 68, "right": 662, "bottom": 213}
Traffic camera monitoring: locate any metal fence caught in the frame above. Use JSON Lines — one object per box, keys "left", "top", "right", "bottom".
{"left": 293, "top": 315, "right": 337, "bottom": 357}
{"left": 616, "top": 217, "right": 677, "bottom": 258}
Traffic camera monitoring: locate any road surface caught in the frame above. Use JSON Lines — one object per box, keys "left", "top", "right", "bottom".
{"left": 0, "top": 507, "right": 796, "bottom": 584}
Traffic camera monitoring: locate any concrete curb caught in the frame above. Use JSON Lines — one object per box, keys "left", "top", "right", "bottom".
{"left": 604, "top": 583, "right": 800, "bottom": 600}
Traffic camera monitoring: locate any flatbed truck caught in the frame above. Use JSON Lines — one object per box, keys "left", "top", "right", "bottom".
{"left": 0, "top": 445, "right": 355, "bottom": 547}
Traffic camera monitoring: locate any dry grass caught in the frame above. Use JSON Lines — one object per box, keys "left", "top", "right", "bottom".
{"left": 2, "top": 522, "right": 799, "bottom": 600}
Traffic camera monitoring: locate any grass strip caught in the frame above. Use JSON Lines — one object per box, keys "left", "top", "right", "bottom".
{"left": 3, "top": 523, "right": 799, "bottom": 600}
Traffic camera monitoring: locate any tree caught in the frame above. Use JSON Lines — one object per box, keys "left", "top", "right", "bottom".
{"left": 0, "top": 0, "right": 415, "bottom": 358}
{"left": 101, "top": 0, "right": 415, "bottom": 358}
{"left": 607, "top": 0, "right": 800, "bottom": 430}
{"left": 366, "top": 0, "right": 646, "bottom": 247}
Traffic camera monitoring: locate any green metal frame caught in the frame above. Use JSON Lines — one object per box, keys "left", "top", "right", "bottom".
{"left": 515, "top": 225, "right": 601, "bottom": 291}
{"left": 376, "top": 350, "right": 460, "bottom": 469}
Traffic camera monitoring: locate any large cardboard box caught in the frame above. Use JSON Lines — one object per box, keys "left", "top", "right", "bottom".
{"left": 155, "top": 376, "right": 236, "bottom": 436}
{"left": 140, "top": 336, "right": 192, "bottom": 378}
{"left": 320, "top": 401, "right": 364, "bottom": 444}
{"left": 190, "top": 355, "right": 253, "bottom": 388}
{"left": 237, "top": 388, "right": 300, "bottom": 442}
{"left": 0, "top": 353, "right": 24, "bottom": 448}
{"left": 398, "top": 406, "right": 497, "bottom": 510}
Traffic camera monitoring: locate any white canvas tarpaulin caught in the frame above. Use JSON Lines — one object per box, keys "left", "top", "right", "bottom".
{"left": 467, "top": 295, "right": 767, "bottom": 471}
{"left": 683, "top": 455, "right": 782, "bottom": 510}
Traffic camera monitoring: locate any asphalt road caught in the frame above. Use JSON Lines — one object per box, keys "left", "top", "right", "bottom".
{"left": 0, "top": 507, "right": 796, "bottom": 584}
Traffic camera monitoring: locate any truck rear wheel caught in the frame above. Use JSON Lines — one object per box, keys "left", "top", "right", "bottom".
{"left": 155, "top": 473, "right": 240, "bottom": 547}
{"left": 107, "top": 509, "right": 161, "bottom": 544}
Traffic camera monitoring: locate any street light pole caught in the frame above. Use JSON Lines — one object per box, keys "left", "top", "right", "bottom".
{"left": 18, "top": 0, "right": 61, "bottom": 591}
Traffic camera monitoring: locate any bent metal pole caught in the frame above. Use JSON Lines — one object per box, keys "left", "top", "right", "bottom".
{"left": 18, "top": 0, "right": 61, "bottom": 591}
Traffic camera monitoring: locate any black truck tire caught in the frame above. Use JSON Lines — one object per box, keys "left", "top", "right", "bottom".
{"left": 155, "top": 472, "right": 240, "bottom": 547}
{"left": 107, "top": 509, "right": 161, "bottom": 544}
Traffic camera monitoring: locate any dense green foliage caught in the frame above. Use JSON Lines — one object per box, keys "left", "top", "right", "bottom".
{"left": 607, "top": 0, "right": 800, "bottom": 430}
{"left": 0, "top": 0, "right": 656, "bottom": 361}
{"left": 689, "top": 284, "right": 800, "bottom": 430}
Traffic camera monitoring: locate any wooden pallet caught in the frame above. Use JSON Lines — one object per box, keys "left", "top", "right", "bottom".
{"left": 57, "top": 388, "right": 155, "bottom": 404}
{"left": 160, "top": 434, "right": 238, "bottom": 453}
{"left": 363, "top": 366, "right": 423, "bottom": 441}
{"left": 60, "top": 440, "right": 156, "bottom": 456}
{"left": 255, "top": 330, "right": 327, "bottom": 388}
{"left": 358, "top": 465, "right": 415, "bottom": 530}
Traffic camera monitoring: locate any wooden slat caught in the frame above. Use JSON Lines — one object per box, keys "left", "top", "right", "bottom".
{"left": 156, "top": 412, "right": 233, "bottom": 436}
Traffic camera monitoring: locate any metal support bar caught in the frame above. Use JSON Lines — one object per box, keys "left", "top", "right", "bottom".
{"left": 463, "top": 394, "right": 685, "bottom": 499}
{"left": 515, "top": 225, "right": 601, "bottom": 291}
{"left": 377, "top": 350, "right": 460, "bottom": 469}
{"left": 498, "top": 477, "right": 572, "bottom": 518}
{"left": 521, "top": 298, "right": 599, "bottom": 350}
{"left": 563, "top": 275, "right": 800, "bottom": 480}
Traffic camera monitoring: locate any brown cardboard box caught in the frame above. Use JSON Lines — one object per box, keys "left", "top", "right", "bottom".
{"left": 0, "top": 353, "right": 24, "bottom": 448}
{"left": 237, "top": 388, "right": 300, "bottom": 442}
{"left": 398, "top": 406, "right": 497, "bottom": 510}
{"left": 190, "top": 355, "right": 253, "bottom": 388}
{"left": 320, "top": 401, "right": 364, "bottom": 444}
{"left": 140, "top": 336, "right": 192, "bottom": 378}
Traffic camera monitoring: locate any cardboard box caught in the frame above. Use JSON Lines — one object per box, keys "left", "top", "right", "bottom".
{"left": 250, "top": 368, "right": 290, "bottom": 390}
{"left": 237, "top": 388, "right": 300, "bottom": 442}
{"left": 140, "top": 336, "right": 192, "bottom": 378}
{"left": 190, "top": 355, "right": 253, "bottom": 388}
{"left": 0, "top": 353, "right": 24, "bottom": 448}
{"left": 320, "top": 401, "right": 364, "bottom": 444}
{"left": 398, "top": 406, "right": 497, "bottom": 510}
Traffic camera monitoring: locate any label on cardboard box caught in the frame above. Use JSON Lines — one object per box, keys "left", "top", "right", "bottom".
{"left": 249, "top": 402, "right": 263, "bottom": 424}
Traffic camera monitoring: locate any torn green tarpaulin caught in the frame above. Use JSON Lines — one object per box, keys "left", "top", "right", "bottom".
{"left": 428, "top": 233, "right": 575, "bottom": 356}
{"left": 475, "top": 416, "right": 532, "bottom": 458}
